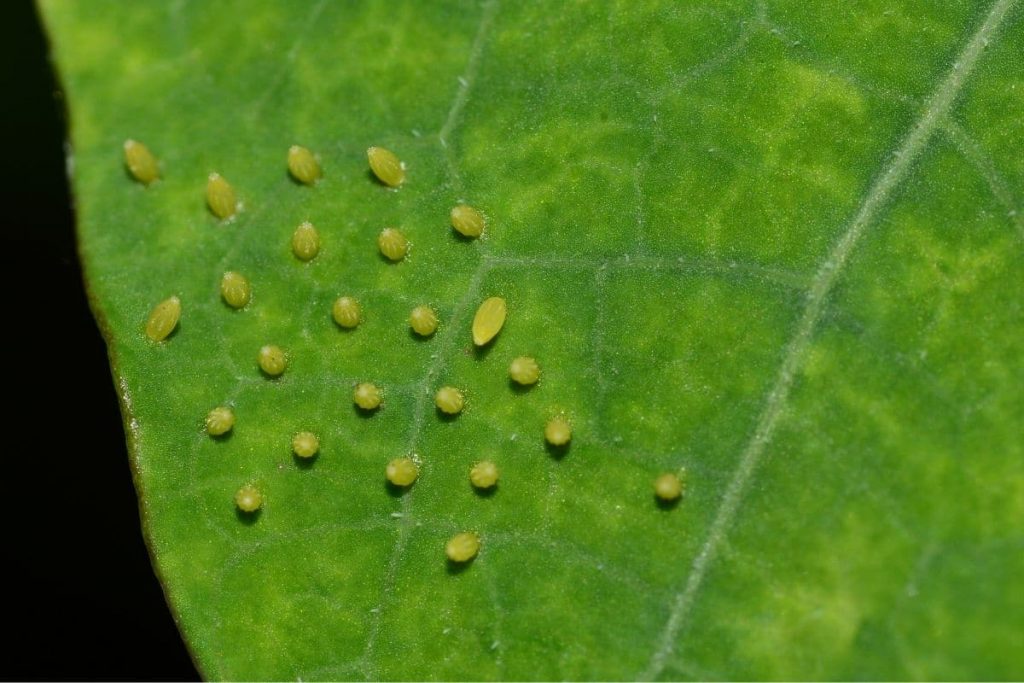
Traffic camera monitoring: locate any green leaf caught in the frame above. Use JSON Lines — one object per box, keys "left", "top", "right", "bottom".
{"left": 40, "top": 0, "right": 1024, "bottom": 679}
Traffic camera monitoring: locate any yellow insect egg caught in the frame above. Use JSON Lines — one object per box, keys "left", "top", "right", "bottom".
{"left": 378, "top": 228, "right": 409, "bottom": 262}
{"left": 367, "top": 146, "right": 405, "bottom": 187}
{"left": 287, "top": 145, "right": 321, "bottom": 185}
{"left": 469, "top": 461, "right": 499, "bottom": 490}
{"left": 292, "top": 431, "right": 320, "bottom": 459}
{"left": 206, "top": 172, "right": 238, "bottom": 219}
{"left": 386, "top": 457, "right": 418, "bottom": 487}
{"left": 145, "top": 296, "right": 181, "bottom": 342}
{"left": 353, "top": 382, "right": 382, "bottom": 411}
{"left": 472, "top": 296, "right": 507, "bottom": 346}
{"left": 509, "top": 356, "right": 540, "bottom": 385}
{"left": 235, "top": 484, "right": 263, "bottom": 513}
{"left": 409, "top": 305, "right": 439, "bottom": 337}
{"left": 220, "top": 271, "right": 251, "bottom": 309}
{"left": 545, "top": 415, "right": 572, "bottom": 446}
{"left": 123, "top": 139, "right": 159, "bottom": 185}
{"left": 332, "top": 296, "right": 362, "bottom": 329}
{"left": 435, "top": 386, "right": 465, "bottom": 415}
{"left": 258, "top": 344, "right": 287, "bottom": 377}
{"left": 654, "top": 472, "right": 685, "bottom": 502}
{"left": 205, "top": 406, "right": 235, "bottom": 436}
{"left": 445, "top": 532, "right": 481, "bottom": 563}
{"left": 450, "top": 204, "right": 485, "bottom": 238}
{"left": 291, "top": 221, "right": 320, "bottom": 262}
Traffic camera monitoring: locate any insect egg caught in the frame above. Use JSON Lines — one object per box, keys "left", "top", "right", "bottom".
{"left": 409, "top": 305, "right": 439, "bottom": 336}
{"left": 206, "top": 172, "right": 238, "bottom": 219}
{"left": 544, "top": 415, "right": 572, "bottom": 446}
{"left": 469, "top": 460, "right": 499, "bottom": 489}
{"left": 258, "top": 344, "right": 288, "bottom": 376}
{"left": 378, "top": 228, "right": 409, "bottom": 261}
{"left": 291, "top": 221, "right": 320, "bottom": 261}
{"left": 367, "top": 146, "right": 405, "bottom": 187}
{"left": 123, "top": 139, "right": 159, "bottom": 184}
{"left": 332, "top": 296, "right": 362, "bottom": 329}
{"left": 435, "top": 386, "right": 465, "bottom": 415}
{"left": 445, "top": 532, "right": 481, "bottom": 563}
{"left": 508, "top": 356, "right": 540, "bottom": 385}
{"left": 220, "top": 271, "right": 251, "bottom": 308}
{"left": 386, "top": 457, "right": 418, "bottom": 487}
{"left": 654, "top": 472, "right": 684, "bottom": 502}
{"left": 292, "top": 431, "right": 320, "bottom": 459}
{"left": 287, "top": 145, "right": 321, "bottom": 185}
{"left": 145, "top": 296, "right": 181, "bottom": 342}
{"left": 450, "top": 204, "right": 485, "bottom": 238}
{"left": 235, "top": 484, "right": 263, "bottom": 513}
{"left": 472, "top": 296, "right": 507, "bottom": 346}
{"left": 205, "top": 406, "right": 235, "bottom": 436}
{"left": 353, "top": 383, "right": 382, "bottom": 411}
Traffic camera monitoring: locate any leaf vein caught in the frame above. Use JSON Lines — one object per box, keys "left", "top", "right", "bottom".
{"left": 641, "top": 0, "right": 1019, "bottom": 677}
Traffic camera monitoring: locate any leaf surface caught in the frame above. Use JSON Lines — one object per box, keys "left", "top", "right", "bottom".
{"left": 40, "top": 0, "right": 1024, "bottom": 679}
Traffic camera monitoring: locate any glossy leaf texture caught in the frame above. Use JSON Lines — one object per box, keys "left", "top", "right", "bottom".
{"left": 40, "top": 0, "right": 1024, "bottom": 679}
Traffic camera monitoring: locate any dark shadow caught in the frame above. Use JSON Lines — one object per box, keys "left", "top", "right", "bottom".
{"left": 285, "top": 169, "right": 311, "bottom": 187}
{"left": 352, "top": 404, "right": 380, "bottom": 419}
{"left": 545, "top": 441, "right": 571, "bottom": 460}
{"left": 408, "top": 328, "right": 436, "bottom": 342}
{"left": 472, "top": 484, "right": 498, "bottom": 499}
{"left": 436, "top": 407, "right": 462, "bottom": 422}
{"left": 258, "top": 368, "right": 285, "bottom": 381}
{"left": 450, "top": 229, "right": 479, "bottom": 245}
{"left": 472, "top": 340, "right": 496, "bottom": 361}
{"left": 507, "top": 378, "right": 535, "bottom": 395}
{"left": 208, "top": 429, "right": 234, "bottom": 443}
{"left": 384, "top": 481, "right": 411, "bottom": 498}
{"left": 293, "top": 454, "right": 318, "bottom": 470}
{"left": 446, "top": 559, "right": 474, "bottom": 575}
{"left": 235, "top": 508, "right": 262, "bottom": 526}
{"left": 655, "top": 496, "right": 682, "bottom": 512}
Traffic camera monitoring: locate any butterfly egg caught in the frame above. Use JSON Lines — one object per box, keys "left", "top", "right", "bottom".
{"left": 145, "top": 296, "right": 181, "bottom": 342}
{"left": 654, "top": 471, "right": 685, "bottom": 502}
{"left": 386, "top": 457, "right": 418, "bottom": 487}
{"left": 445, "top": 532, "right": 481, "bottom": 563}
{"left": 205, "top": 406, "right": 235, "bottom": 436}
{"left": 292, "top": 431, "right": 320, "bottom": 459}
{"left": 291, "top": 221, "right": 320, "bottom": 262}
{"left": 332, "top": 296, "right": 362, "bottom": 329}
{"left": 509, "top": 356, "right": 540, "bottom": 385}
{"left": 435, "top": 386, "right": 465, "bottom": 415}
{"left": 378, "top": 228, "right": 409, "bottom": 262}
{"left": 206, "top": 172, "right": 238, "bottom": 219}
{"left": 472, "top": 296, "right": 507, "bottom": 346}
{"left": 367, "top": 146, "right": 405, "bottom": 187}
{"left": 353, "top": 382, "right": 382, "bottom": 411}
{"left": 450, "top": 204, "right": 486, "bottom": 238}
{"left": 220, "top": 271, "right": 251, "bottom": 309}
{"left": 469, "top": 460, "right": 499, "bottom": 489}
{"left": 123, "top": 139, "right": 159, "bottom": 185}
{"left": 545, "top": 415, "right": 572, "bottom": 446}
{"left": 258, "top": 344, "right": 288, "bottom": 377}
{"left": 287, "top": 145, "right": 321, "bottom": 185}
{"left": 235, "top": 484, "right": 263, "bottom": 513}
{"left": 409, "top": 305, "right": 439, "bottom": 337}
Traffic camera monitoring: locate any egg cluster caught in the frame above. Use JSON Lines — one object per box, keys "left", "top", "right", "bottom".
{"left": 128, "top": 140, "right": 683, "bottom": 566}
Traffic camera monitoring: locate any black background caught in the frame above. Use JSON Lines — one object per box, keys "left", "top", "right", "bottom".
{"left": 1, "top": 2, "right": 199, "bottom": 680}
